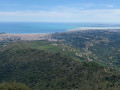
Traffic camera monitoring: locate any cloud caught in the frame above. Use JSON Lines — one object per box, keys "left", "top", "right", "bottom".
{"left": 0, "top": 11, "right": 75, "bottom": 17}
{"left": 1, "top": 9, "right": 120, "bottom": 18}
{"left": 107, "top": 5, "right": 116, "bottom": 8}
{"left": 0, "top": 7, "right": 120, "bottom": 22}
{"left": 52, "top": 3, "right": 95, "bottom": 11}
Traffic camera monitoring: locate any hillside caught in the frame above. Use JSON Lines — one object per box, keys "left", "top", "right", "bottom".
{"left": 51, "top": 30, "right": 120, "bottom": 69}
{"left": 0, "top": 40, "right": 120, "bottom": 90}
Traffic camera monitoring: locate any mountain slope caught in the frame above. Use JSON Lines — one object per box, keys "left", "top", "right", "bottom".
{"left": 0, "top": 40, "right": 120, "bottom": 90}
{"left": 51, "top": 30, "right": 120, "bottom": 69}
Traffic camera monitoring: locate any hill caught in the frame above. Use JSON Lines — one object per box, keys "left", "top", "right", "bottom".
{"left": 51, "top": 30, "right": 120, "bottom": 69}
{"left": 0, "top": 40, "right": 120, "bottom": 90}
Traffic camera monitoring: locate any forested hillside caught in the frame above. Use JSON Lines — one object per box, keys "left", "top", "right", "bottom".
{"left": 0, "top": 40, "right": 120, "bottom": 90}
{"left": 51, "top": 30, "right": 120, "bottom": 69}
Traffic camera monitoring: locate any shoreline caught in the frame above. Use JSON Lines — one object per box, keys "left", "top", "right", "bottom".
{"left": 0, "top": 28, "right": 120, "bottom": 42}
{"left": 67, "top": 27, "right": 120, "bottom": 32}
{"left": 0, "top": 33, "right": 51, "bottom": 41}
{"left": 1, "top": 28, "right": 120, "bottom": 35}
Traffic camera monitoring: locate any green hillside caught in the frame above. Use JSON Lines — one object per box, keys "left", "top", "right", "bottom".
{"left": 51, "top": 30, "right": 120, "bottom": 69}
{"left": 0, "top": 40, "right": 120, "bottom": 90}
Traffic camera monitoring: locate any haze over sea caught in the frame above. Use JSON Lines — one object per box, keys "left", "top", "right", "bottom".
{"left": 1, "top": 22, "right": 120, "bottom": 33}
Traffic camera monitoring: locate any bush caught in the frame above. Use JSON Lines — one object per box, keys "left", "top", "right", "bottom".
{"left": 0, "top": 81, "right": 31, "bottom": 90}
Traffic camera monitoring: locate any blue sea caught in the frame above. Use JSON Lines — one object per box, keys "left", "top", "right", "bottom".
{"left": 0, "top": 22, "right": 120, "bottom": 33}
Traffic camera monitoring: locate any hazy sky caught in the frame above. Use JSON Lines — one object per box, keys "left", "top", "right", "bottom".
{"left": 0, "top": 0, "right": 120, "bottom": 22}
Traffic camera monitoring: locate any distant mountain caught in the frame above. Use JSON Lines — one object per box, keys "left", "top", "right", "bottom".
{"left": 0, "top": 32, "right": 6, "bottom": 34}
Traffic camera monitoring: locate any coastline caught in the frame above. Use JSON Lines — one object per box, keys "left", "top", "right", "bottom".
{"left": 1, "top": 28, "right": 120, "bottom": 41}
{"left": 67, "top": 27, "right": 120, "bottom": 32}
{"left": 0, "top": 33, "right": 52, "bottom": 41}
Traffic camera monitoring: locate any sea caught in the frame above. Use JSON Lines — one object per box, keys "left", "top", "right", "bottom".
{"left": 0, "top": 22, "right": 120, "bottom": 33}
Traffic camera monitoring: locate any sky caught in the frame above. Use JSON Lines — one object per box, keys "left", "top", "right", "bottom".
{"left": 0, "top": 0, "right": 120, "bottom": 22}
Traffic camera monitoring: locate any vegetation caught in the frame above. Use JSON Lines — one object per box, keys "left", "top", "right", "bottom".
{"left": 0, "top": 40, "right": 120, "bottom": 90}
{"left": 51, "top": 30, "right": 120, "bottom": 69}
{"left": 1, "top": 30, "right": 120, "bottom": 89}
{"left": 0, "top": 81, "right": 31, "bottom": 90}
